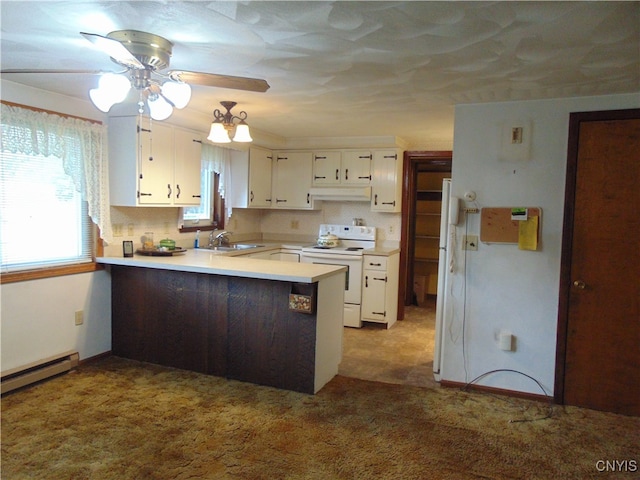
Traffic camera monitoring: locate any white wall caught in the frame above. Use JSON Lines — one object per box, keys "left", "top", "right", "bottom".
{"left": 1, "top": 271, "right": 112, "bottom": 371}
{"left": 442, "top": 93, "right": 639, "bottom": 396}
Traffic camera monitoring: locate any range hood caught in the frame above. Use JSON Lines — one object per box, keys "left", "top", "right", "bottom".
{"left": 309, "top": 186, "right": 371, "bottom": 202}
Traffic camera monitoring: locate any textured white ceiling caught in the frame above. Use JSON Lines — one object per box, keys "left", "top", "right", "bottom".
{"left": 1, "top": 1, "right": 638, "bottom": 148}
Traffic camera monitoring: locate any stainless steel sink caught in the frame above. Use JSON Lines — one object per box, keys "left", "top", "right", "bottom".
{"left": 203, "top": 244, "right": 264, "bottom": 251}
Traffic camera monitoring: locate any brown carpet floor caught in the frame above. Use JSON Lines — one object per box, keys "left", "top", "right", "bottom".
{"left": 2, "top": 316, "right": 639, "bottom": 479}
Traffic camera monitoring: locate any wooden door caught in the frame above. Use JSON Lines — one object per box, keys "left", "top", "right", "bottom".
{"left": 556, "top": 109, "right": 640, "bottom": 416}
{"left": 399, "top": 151, "right": 452, "bottom": 313}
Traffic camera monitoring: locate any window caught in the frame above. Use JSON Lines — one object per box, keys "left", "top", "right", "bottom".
{"left": 180, "top": 143, "right": 230, "bottom": 233}
{"left": 0, "top": 151, "right": 94, "bottom": 272}
{"left": 181, "top": 171, "right": 225, "bottom": 231}
{"left": 0, "top": 102, "right": 109, "bottom": 282}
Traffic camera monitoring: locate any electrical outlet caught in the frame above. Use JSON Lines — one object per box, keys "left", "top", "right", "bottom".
{"left": 75, "top": 310, "right": 84, "bottom": 326}
{"left": 113, "top": 224, "right": 123, "bottom": 237}
{"left": 463, "top": 235, "right": 479, "bottom": 251}
{"left": 291, "top": 220, "right": 299, "bottom": 230}
{"left": 389, "top": 225, "right": 394, "bottom": 234}
{"left": 127, "top": 223, "right": 134, "bottom": 236}
{"left": 464, "top": 207, "right": 479, "bottom": 214}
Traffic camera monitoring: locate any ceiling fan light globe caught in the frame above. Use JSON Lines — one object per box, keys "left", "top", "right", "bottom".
{"left": 89, "top": 88, "right": 118, "bottom": 112}
{"left": 207, "top": 122, "right": 231, "bottom": 143}
{"left": 161, "top": 81, "right": 191, "bottom": 109}
{"left": 99, "top": 73, "right": 131, "bottom": 102}
{"left": 147, "top": 95, "right": 173, "bottom": 120}
{"left": 232, "top": 123, "right": 253, "bottom": 142}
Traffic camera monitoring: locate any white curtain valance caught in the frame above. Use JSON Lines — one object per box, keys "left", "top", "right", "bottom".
{"left": 201, "top": 142, "right": 233, "bottom": 221}
{"left": 0, "top": 103, "right": 113, "bottom": 242}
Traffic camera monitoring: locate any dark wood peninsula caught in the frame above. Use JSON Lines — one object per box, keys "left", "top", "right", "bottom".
{"left": 99, "top": 251, "right": 345, "bottom": 394}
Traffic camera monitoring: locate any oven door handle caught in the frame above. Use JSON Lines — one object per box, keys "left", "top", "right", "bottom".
{"left": 302, "top": 252, "right": 361, "bottom": 261}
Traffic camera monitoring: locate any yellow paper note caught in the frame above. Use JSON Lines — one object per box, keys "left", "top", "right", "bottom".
{"left": 518, "top": 216, "right": 538, "bottom": 251}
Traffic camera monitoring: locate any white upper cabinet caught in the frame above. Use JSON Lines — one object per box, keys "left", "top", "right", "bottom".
{"left": 273, "top": 151, "right": 315, "bottom": 209}
{"left": 248, "top": 146, "right": 273, "bottom": 208}
{"left": 108, "top": 116, "right": 202, "bottom": 207}
{"left": 342, "top": 150, "right": 372, "bottom": 184}
{"left": 312, "top": 150, "right": 371, "bottom": 186}
{"left": 371, "top": 150, "right": 402, "bottom": 212}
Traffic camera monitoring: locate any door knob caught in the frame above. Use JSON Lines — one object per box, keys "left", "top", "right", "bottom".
{"left": 573, "top": 280, "right": 586, "bottom": 289}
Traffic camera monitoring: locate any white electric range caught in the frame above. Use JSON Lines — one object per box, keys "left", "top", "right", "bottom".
{"left": 301, "top": 224, "right": 376, "bottom": 328}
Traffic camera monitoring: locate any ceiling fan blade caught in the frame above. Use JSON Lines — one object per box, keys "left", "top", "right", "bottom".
{"left": 80, "top": 32, "right": 144, "bottom": 70}
{"left": 0, "top": 69, "right": 111, "bottom": 75}
{"left": 167, "top": 71, "right": 270, "bottom": 93}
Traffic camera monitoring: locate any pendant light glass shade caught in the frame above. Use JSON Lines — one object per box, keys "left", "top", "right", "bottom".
{"left": 207, "top": 122, "right": 231, "bottom": 143}
{"left": 161, "top": 81, "right": 191, "bottom": 109}
{"left": 232, "top": 122, "right": 253, "bottom": 142}
{"left": 89, "top": 73, "right": 131, "bottom": 112}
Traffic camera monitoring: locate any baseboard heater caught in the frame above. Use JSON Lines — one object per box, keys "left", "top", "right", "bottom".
{"left": 1, "top": 351, "right": 79, "bottom": 394}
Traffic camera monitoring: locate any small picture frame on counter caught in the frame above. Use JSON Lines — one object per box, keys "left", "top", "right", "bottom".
{"left": 123, "top": 241, "right": 134, "bottom": 257}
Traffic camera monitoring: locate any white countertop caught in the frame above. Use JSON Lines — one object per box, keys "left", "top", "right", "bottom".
{"left": 97, "top": 248, "right": 346, "bottom": 283}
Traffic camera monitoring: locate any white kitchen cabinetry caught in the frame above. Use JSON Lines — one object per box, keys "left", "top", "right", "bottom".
{"left": 361, "top": 253, "right": 399, "bottom": 328}
{"left": 273, "top": 151, "right": 315, "bottom": 209}
{"left": 108, "top": 116, "right": 202, "bottom": 206}
{"left": 230, "top": 146, "right": 273, "bottom": 209}
{"left": 371, "top": 150, "right": 402, "bottom": 213}
{"left": 312, "top": 150, "right": 371, "bottom": 186}
{"left": 248, "top": 146, "right": 273, "bottom": 208}
{"left": 241, "top": 248, "right": 300, "bottom": 262}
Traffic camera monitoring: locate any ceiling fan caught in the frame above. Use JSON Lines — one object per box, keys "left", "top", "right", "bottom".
{"left": 2, "top": 30, "right": 270, "bottom": 119}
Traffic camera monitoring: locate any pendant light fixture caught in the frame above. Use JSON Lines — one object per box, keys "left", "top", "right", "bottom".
{"left": 207, "top": 101, "right": 253, "bottom": 143}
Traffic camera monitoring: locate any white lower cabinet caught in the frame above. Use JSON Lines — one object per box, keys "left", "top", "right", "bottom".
{"left": 361, "top": 252, "right": 399, "bottom": 328}
{"left": 243, "top": 248, "right": 301, "bottom": 262}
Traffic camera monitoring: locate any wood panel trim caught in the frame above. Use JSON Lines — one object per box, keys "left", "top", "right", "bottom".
{"left": 0, "top": 100, "right": 102, "bottom": 124}
{"left": 440, "top": 380, "right": 553, "bottom": 403}
{"left": 554, "top": 108, "right": 640, "bottom": 405}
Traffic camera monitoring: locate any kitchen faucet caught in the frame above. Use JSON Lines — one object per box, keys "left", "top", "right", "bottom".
{"left": 209, "top": 230, "right": 231, "bottom": 247}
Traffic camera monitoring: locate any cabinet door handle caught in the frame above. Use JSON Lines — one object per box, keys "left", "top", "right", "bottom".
{"left": 307, "top": 193, "right": 310, "bottom": 204}
{"left": 365, "top": 275, "right": 368, "bottom": 287}
{"left": 382, "top": 201, "right": 396, "bottom": 206}
{"left": 167, "top": 184, "right": 172, "bottom": 199}
{"left": 176, "top": 184, "right": 181, "bottom": 199}
{"left": 315, "top": 156, "right": 326, "bottom": 160}
{"left": 192, "top": 195, "right": 201, "bottom": 198}
{"left": 373, "top": 311, "right": 386, "bottom": 317}
{"left": 359, "top": 175, "right": 371, "bottom": 180}
{"left": 369, "top": 263, "right": 382, "bottom": 267}
{"left": 374, "top": 194, "right": 378, "bottom": 205}
{"left": 384, "top": 154, "right": 397, "bottom": 159}
{"left": 335, "top": 169, "right": 339, "bottom": 180}
{"left": 314, "top": 175, "right": 326, "bottom": 180}
{"left": 139, "top": 192, "right": 152, "bottom": 197}
{"left": 250, "top": 191, "right": 254, "bottom": 202}
{"left": 373, "top": 276, "right": 387, "bottom": 283}
{"left": 345, "top": 168, "right": 349, "bottom": 180}
{"left": 276, "top": 198, "right": 287, "bottom": 203}
{"left": 359, "top": 154, "right": 372, "bottom": 159}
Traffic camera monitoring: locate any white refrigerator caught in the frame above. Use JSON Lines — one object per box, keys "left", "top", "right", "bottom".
{"left": 433, "top": 178, "right": 453, "bottom": 382}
